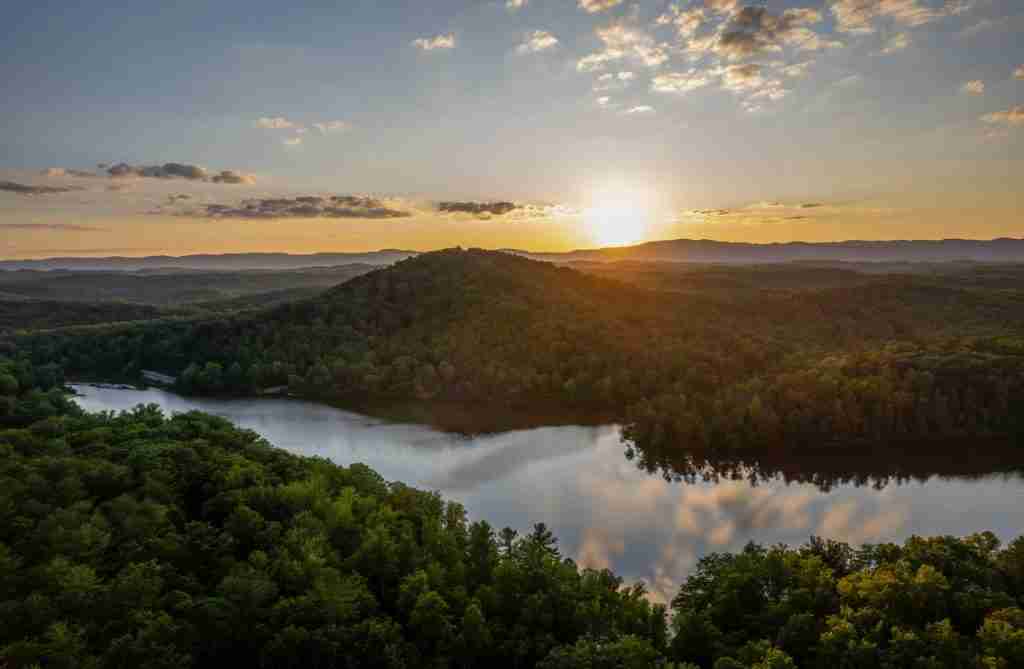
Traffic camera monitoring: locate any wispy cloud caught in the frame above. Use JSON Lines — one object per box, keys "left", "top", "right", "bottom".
{"left": 312, "top": 120, "right": 351, "bottom": 134}
{"left": 651, "top": 70, "right": 712, "bottom": 94}
{"left": 517, "top": 30, "right": 559, "bottom": 54}
{"left": 832, "top": 0, "right": 971, "bottom": 34}
{"left": 982, "top": 106, "right": 1024, "bottom": 126}
{"left": 192, "top": 195, "right": 411, "bottom": 220}
{"left": 578, "top": 0, "right": 623, "bottom": 14}
{"left": 961, "top": 79, "right": 985, "bottom": 95}
{"left": 412, "top": 33, "right": 455, "bottom": 50}
{"left": 254, "top": 116, "right": 298, "bottom": 129}
{"left": 779, "top": 61, "right": 812, "bottom": 78}
{"left": 576, "top": 25, "right": 669, "bottom": 72}
{"left": 103, "top": 162, "right": 255, "bottom": 184}
{"left": 881, "top": 32, "right": 910, "bottom": 54}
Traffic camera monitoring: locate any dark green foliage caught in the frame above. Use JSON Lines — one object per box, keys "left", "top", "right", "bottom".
{"left": 18, "top": 250, "right": 1024, "bottom": 448}
{"left": 0, "top": 354, "right": 666, "bottom": 668}
{"left": 669, "top": 536, "right": 1024, "bottom": 668}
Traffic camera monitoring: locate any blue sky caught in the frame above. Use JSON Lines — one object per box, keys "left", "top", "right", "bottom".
{"left": 1, "top": 0, "right": 1022, "bottom": 256}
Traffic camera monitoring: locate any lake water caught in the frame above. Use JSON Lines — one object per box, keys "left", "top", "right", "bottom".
{"left": 71, "top": 383, "right": 1024, "bottom": 604}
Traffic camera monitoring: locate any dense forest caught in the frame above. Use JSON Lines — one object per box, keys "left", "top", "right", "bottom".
{"left": 16, "top": 249, "right": 1024, "bottom": 452}
{"left": 0, "top": 351, "right": 667, "bottom": 668}
{"left": 2, "top": 352, "right": 1023, "bottom": 667}
{"left": 0, "top": 265, "right": 375, "bottom": 333}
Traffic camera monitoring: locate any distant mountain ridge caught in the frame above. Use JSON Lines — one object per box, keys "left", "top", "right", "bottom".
{"left": 517, "top": 237, "right": 1024, "bottom": 264}
{"left": 6, "top": 238, "right": 1024, "bottom": 270}
{"left": 0, "top": 250, "right": 416, "bottom": 271}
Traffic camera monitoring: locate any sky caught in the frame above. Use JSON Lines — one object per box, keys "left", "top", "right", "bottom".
{"left": 1, "top": 0, "right": 1022, "bottom": 257}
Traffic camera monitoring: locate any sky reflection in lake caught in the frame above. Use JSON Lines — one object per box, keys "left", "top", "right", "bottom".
{"left": 72, "top": 384, "right": 1024, "bottom": 603}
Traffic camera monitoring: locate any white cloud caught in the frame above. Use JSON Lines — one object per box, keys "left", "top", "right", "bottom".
{"left": 780, "top": 61, "right": 812, "bottom": 78}
{"left": 625, "top": 105, "right": 655, "bottom": 114}
{"left": 578, "top": 0, "right": 623, "bottom": 13}
{"left": 618, "top": 71, "right": 635, "bottom": 81}
{"left": 577, "top": 25, "right": 669, "bottom": 72}
{"left": 961, "top": 80, "right": 985, "bottom": 95}
{"left": 254, "top": 116, "right": 297, "bottom": 130}
{"left": 517, "top": 30, "right": 559, "bottom": 54}
{"left": 831, "top": 0, "right": 963, "bottom": 34}
{"left": 719, "top": 63, "right": 767, "bottom": 91}
{"left": 656, "top": 5, "right": 706, "bottom": 38}
{"left": 577, "top": 49, "right": 625, "bottom": 72}
{"left": 881, "top": 32, "right": 910, "bottom": 54}
{"left": 312, "top": 120, "right": 351, "bottom": 134}
{"left": 651, "top": 70, "right": 712, "bottom": 93}
{"left": 982, "top": 106, "right": 1024, "bottom": 125}
{"left": 597, "top": 96, "right": 612, "bottom": 106}
{"left": 412, "top": 34, "right": 455, "bottom": 50}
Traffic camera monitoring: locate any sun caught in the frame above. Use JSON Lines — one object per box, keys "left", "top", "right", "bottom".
{"left": 583, "top": 187, "right": 654, "bottom": 247}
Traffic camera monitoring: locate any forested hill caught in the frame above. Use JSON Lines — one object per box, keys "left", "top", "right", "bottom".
{"left": 19, "top": 248, "right": 1024, "bottom": 448}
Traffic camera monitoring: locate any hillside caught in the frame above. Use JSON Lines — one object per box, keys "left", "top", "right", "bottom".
{"left": 19, "top": 248, "right": 1024, "bottom": 449}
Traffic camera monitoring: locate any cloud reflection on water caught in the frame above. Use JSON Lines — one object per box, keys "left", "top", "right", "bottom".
{"left": 71, "top": 384, "right": 1024, "bottom": 605}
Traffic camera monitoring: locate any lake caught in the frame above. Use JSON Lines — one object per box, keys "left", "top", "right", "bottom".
{"left": 71, "top": 383, "right": 1024, "bottom": 604}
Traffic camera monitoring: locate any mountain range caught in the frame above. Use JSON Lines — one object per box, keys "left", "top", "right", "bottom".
{"left": 6, "top": 238, "right": 1024, "bottom": 271}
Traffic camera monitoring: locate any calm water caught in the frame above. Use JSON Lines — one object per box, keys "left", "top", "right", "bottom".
{"left": 71, "top": 384, "right": 1024, "bottom": 603}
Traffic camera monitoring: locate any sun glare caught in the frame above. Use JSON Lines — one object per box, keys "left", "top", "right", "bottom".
{"left": 583, "top": 186, "right": 655, "bottom": 247}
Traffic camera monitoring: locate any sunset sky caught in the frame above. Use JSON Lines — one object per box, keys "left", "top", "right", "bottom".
{"left": 2, "top": 0, "right": 1022, "bottom": 258}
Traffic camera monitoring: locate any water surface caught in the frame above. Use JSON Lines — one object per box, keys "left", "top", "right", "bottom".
{"left": 72, "top": 384, "right": 1024, "bottom": 603}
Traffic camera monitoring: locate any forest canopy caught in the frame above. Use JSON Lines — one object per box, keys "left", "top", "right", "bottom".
{"left": 17, "top": 249, "right": 1024, "bottom": 451}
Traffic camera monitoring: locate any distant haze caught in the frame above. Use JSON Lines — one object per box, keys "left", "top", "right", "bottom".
{"left": 7, "top": 238, "right": 1024, "bottom": 271}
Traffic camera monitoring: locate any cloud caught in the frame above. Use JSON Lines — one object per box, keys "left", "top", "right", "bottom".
{"left": 714, "top": 6, "right": 836, "bottom": 60}
{"left": 719, "top": 63, "right": 766, "bottom": 90}
{"left": 881, "top": 32, "right": 910, "bottom": 53}
{"left": 107, "top": 162, "right": 211, "bottom": 180}
{"left": 412, "top": 34, "right": 455, "bottom": 50}
{"left": 517, "top": 30, "right": 559, "bottom": 54}
{"left": 961, "top": 79, "right": 985, "bottom": 95}
{"left": 0, "top": 181, "right": 84, "bottom": 195}
{"left": 254, "top": 116, "right": 297, "bottom": 129}
{"left": 981, "top": 106, "right": 1024, "bottom": 126}
{"left": 779, "top": 61, "right": 812, "bottom": 78}
{"left": 438, "top": 201, "right": 520, "bottom": 218}
{"left": 831, "top": 0, "right": 962, "bottom": 34}
{"left": 312, "top": 120, "right": 351, "bottom": 134}
{"left": 618, "top": 71, "right": 635, "bottom": 81}
{"left": 1016, "top": 65, "right": 1024, "bottom": 80}
{"left": 0, "top": 223, "right": 104, "bottom": 232}
{"left": 656, "top": 5, "right": 706, "bottom": 38}
{"left": 596, "top": 95, "right": 612, "bottom": 106}
{"left": 40, "top": 168, "right": 100, "bottom": 178}
{"left": 197, "top": 195, "right": 411, "bottom": 220}
{"left": 705, "top": 0, "right": 741, "bottom": 15}
{"left": 577, "top": 25, "right": 670, "bottom": 73}
{"left": 625, "top": 105, "right": 655, "bottom": 114}
{"left": 577, "top": 51, "right": 625, "bottom": 72}
{"left": 651, "top": 70, "right": 712, "bottom": 93}
{"left": 578, "top": 0, "right": 623, "bottom": 13}
{"left": 210, "top": 170, "right": 256, "bottom": 185}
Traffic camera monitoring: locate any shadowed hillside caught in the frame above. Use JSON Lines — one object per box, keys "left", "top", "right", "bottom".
{"left": 17, "top": 248, "right": 1024, "bottom": 449}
